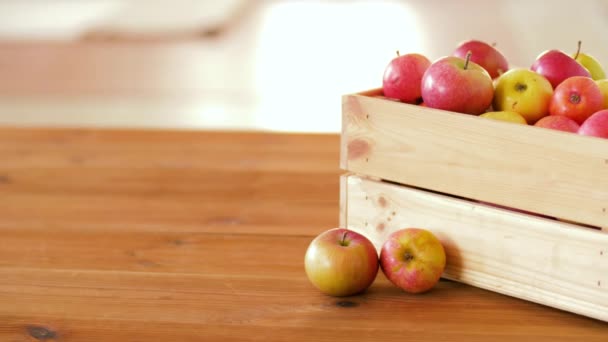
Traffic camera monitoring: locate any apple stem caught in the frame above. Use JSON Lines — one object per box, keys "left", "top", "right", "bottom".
{"left": 464, "top": 51, "right": 472, "bottom": 70}
{"left": 340, "top": 231, "right": 348, "bottom": 246}
{"left": 575, "top": 40, "right": 582, "bottom": 59}
{"left": 570, "top": 93, "right": 581, "bottom": 104}
{"left": 491, "top": 42, "right": 497, "bottom": 47}
{"left": 396, "top": 50, "right": 400, "bottom": 57}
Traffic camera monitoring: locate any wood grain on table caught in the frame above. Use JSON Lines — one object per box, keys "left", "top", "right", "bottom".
{"left": 0, "top": 128, "right": 605, "bottom": 341}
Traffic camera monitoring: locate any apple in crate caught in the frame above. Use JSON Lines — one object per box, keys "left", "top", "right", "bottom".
{"left": 531, "top": 48, "right": 591, "bottom": 88}
{"left": 380, "top": 228, "right": 446, "bottom": 294}
{"left": 480, "top": 111, "right": 527, "bottom": 124}
{"left": 534, "top": 115, "right": 580, "bottom": 133}
{"left": 572, "top": 40, "right": 606, "bottom": 80}
{"left": 579, "top": 109, "right": 608, "bottom": 139}
{"left": 452, "top": 39, "right": 509, "bottom": 79}
{"left": 382, "top": 52, "right": 431, "bottom": 104}
{"left": 493, "top": 69, "right": 553, "bottom": 124}
{"left": 421, "top": 52, "right": 493, "bottom": 115}
{"left": 304, "top": 228, "right": 379, "bottom": 297}
{"left": 549, "top": 76, "right": 603, "bottom": 124}
{"left": 596, "top": 79, "right": 608, "bottom": 108}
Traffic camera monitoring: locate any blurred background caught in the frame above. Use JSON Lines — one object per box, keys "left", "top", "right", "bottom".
{"left": 0, "top": 0, "right": 607, "bottom": 133}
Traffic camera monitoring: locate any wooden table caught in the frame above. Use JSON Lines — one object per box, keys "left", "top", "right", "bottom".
{"left": 1, "top": 128, "right": 605, "bottom": 341}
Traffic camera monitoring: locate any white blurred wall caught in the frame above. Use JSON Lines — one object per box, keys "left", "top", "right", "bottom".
{"left": 0, "top": 0, "right": 606, "bottom": 132}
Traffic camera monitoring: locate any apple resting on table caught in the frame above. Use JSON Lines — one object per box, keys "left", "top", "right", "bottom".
{"left": 304, "top": 228, "right": 379, "bottom": 297}
{"left": 380, "top": 228, "right": 446, "bottom": 294}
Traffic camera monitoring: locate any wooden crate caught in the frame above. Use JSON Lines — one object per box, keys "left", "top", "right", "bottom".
{"left": 339, "top": 89, "right": 608, "bottom": 322}
{"left": 341, "top": 89, "right": 607, "bottom": 228}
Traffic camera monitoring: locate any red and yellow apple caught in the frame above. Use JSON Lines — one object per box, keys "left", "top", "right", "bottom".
{"left": 549, "top": 76, "right": 603, "bottom": 124}
{"left": 382, "top": 52, "right": 431, "bottom": 104}
{"left": 304, "top": 228, "right": 379, "bottom": 297}
{"left": 452, "top": 39, "right": 509, "bottom": 79}
{"left": 578, "top": 109, "right": 608, "bottom": 139}
{"left": 534, "top": 115, "right": 580, "bottom": 133}
{"left": 572, "top": 41, "right": 606, "bottom": 80}
{"left": 379, "top": 228, "right": 446, "bottom": 294}
{"left": 493, "top": 68, "right": 553, "bottom": 124}
{"left": 531, "top": 49, "right": 591, "bottom": 88}
{"left": 421, "top": 53, "right": 494, "bottom": 115}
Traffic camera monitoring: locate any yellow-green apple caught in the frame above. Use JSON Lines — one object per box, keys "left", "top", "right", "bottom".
{"left": 452, "top": 40, "right": 509, "bottom": 78}
{"left": 493, "top": 69, "right": 553, "bottom": 124}
{"left": 572, "top": 41, "right": 606, "bottom": 80}
{"left": 578, "top": 109, "right": 608, "bottom": 139}
{"left": 531, "top": 49, "right": 591, "bottom": 88}
{"left": 379, "top": 228, "right": 446, "bottom": 294}
{"left": 596, "top": 79, "right": 608, "bottom": 108}
{"left": 304, "top": 228, "right": 378, "bottom": 297}
{"left": 480, "top": 111, "right": 527, "bottom": 124}
{"left": 421, "top": 53, "right": 493, "bottom": 115}
{"left": 382, "top": 52, "right": 431, "bottom": 104}
{"left": 549, "top": 76, "right": 603, "bottom": 124}
{"left": 534, "top": 115, "right": 580, "bottom": 133}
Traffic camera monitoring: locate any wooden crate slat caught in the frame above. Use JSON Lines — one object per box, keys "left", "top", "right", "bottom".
{"left": 341, "top": 174, "right": 608, "bottom": 322}
{"left": 341, "top": 91, "right": 608, "bottom": 228}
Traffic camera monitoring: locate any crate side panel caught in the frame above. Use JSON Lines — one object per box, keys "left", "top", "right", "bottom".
{"left": 342, "top": 93, "right": 608, "bottom": 228}
{"left": 342, "top": 174, "right": 608, "bottom": 322}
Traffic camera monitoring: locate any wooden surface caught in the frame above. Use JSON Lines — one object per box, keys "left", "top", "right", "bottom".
{"left": 1, "top": 128, "right": 607, "bottom": 341}
{"left": 341, "top": 91, "right": 608, "bottom": 228}
{"left": 341, "top": 174, "right": 608, "bottom": 322}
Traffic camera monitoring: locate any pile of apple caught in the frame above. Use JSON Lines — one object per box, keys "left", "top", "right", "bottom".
{"left": 304, "top": 227, "right": 446, "bottom": 297}
{"left": 382, "top": 40, "right": 608, "bottom": 138}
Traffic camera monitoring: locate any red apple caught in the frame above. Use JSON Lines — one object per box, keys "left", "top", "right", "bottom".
{"left": 382, "top": 52, "right": 431, "bottom": 104}
{"left": 453, "top": 40, "right": 509, "bottom": 79}
{"left": 304, "top": 228, "right": 378, "bottom": 297}
{"left": 579, "top": 109, "right": 608, "bottom": 139}
{"left": 534, "top": 115, "right": 580, "bottom": 133}
{"left": 379, "top": 228, "right": 446, "bottom": 294}
{"left": 531, "top": 49, "right": 591, "bottom": 88}
{"left": 421, "top": 53, "right": 494, "bottom": 115}
{"left": 549, "top": 76, "right": 603, "bottom": 124}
